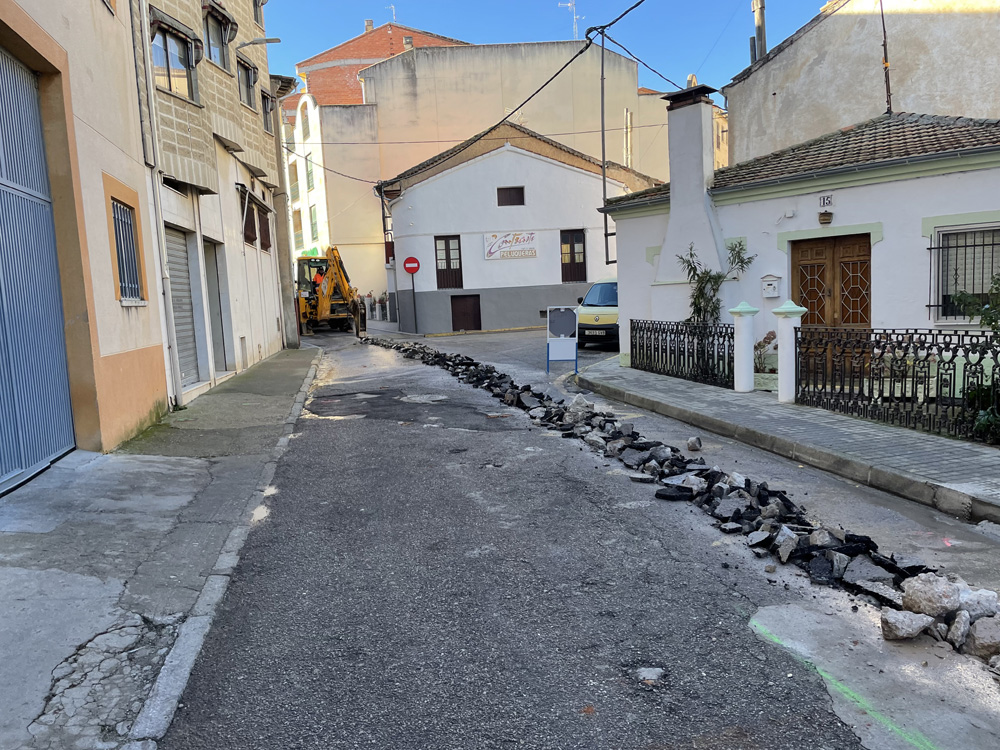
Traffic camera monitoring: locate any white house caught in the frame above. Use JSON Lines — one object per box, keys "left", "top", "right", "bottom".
{"left": 378, "top": 123, "right": 659, "bottom": 334}
{"left": 603, "top": 85, "right": 1000, "bottom": 366}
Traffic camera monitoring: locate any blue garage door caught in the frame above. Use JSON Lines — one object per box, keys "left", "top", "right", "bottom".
{"left": 0, "top": 46, "right": 75, "bottom": 494}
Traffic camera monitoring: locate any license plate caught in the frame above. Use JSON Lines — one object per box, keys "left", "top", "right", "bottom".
{"left": 588, "top": 330, "right": 606, "bottom": 336}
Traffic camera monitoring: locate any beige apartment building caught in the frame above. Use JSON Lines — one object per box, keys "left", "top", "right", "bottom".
{"left": 0, "top": 0, "right": 292, "bottom": 494}
{"left": 148, "top": 0, "right": 291, "bottom": 401}
{"left": 283, "top": 24, "right": 730, "bottom": 318}
{"left": 723, "top": 0, "right": 1000, "bottom": 163}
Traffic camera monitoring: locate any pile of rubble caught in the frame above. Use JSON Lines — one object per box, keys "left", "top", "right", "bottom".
{"left": 367, "top": 338, "right": 1000, "bottom": 675}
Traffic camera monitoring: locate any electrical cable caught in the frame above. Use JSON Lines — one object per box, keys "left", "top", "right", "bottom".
{"left": 695, "top": 0, "right": 743, "bottom": 76}
{"left": 603, "top": 33, "right": 684, "bottom": 91}
{"left": 283, "top": 144, "right": 379, "bottom": 184}
{"left": 379, "top": 0, "right": 657, "bottom": 187}
{"left": 282, "top": 122, "right": 668, "bottom": 147}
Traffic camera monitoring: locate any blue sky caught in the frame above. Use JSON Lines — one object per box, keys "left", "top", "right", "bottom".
{"left": 262, "top": 0, "right": 824, "bottom": 96}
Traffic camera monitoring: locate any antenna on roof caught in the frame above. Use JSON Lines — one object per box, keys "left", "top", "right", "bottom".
{"left": 386, "top": 4, "right": 396, "bottom": 23}
{"left": 558, "top": 1, "right": 584, "bottom": 41}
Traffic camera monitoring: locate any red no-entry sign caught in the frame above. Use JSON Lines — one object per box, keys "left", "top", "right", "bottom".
{"left": 403, "top": 257, "right": 420, "bottom": 274}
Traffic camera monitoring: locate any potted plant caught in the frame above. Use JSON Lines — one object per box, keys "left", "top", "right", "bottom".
{"left": 753, "top": 330, "right": 778, "bottom": 391}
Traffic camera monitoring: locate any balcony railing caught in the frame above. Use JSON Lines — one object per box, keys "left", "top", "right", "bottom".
{"left": 631, "top": 319, "right": 735, "bottom": 388}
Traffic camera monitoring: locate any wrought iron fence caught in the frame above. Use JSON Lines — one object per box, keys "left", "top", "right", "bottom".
{"left": 796, "top": 327, "right": 1000, "bottom": 439}
{"left": 631, "top": 320, "right": 735, "bottom": 388}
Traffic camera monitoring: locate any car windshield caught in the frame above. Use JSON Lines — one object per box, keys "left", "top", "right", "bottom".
{"left": 582, "top": 282, "right": 618, "bottom": 307}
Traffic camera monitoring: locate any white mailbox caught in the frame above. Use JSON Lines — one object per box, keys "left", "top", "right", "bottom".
{"left": 761, "top": 274, "right": 781, "bottom": 299}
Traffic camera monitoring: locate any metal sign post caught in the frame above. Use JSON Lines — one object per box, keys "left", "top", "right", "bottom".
{"left": 403, "top": 256, "right": 420, "bottom": 333}
{"left": 546, "top": 306, "right": 578, "bottom": 374}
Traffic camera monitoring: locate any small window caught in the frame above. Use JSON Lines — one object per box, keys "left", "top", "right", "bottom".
{"left": 435, "top": 235, "right": 463, "bottom": 289}
{"left": 204, "top": 14, "right": 228, "bottom": 69}
{"left": 293, "top": 209, "right": 303, "bottom": 250}
{"left": 289, "top": 160, "right": 299, "bottom": 202}
{"left": 258, "top": 206, "right": 272, "bottom": 251}
{"left": 112, "top": 200, "right": 143, "bottom": 301}
{"left": 306, "top": 154, "right": 315, "bottom": 191}
{"left": 560, "top": 229, "right": 587, "bottom": 283}
{"left": 152, "top": 29, "right": 194, "bottom": 100}
{"left": 310, "top": 205, "right": 319, "bottom": 241}
{"left": 237, "top": 60, "right": 256, "bottom": 109}
{"left": 253, "top": 0, "right": 265, "bottom": 27}
{"left": 261, "top": 91, "right": 275, "bottom": 133}
{"left": 241, "top": 192, "right": 257, "bottom": 244}
{"left": 300, "top": 106, "right": 310, "bottom": 141}
{"left": 497, "top": 187, "right": 525, "bottom": 206}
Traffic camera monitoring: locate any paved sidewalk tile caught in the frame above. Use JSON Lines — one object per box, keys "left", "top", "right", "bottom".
{"left": 578, "top": 358, "right": 1000, "bottom": 524}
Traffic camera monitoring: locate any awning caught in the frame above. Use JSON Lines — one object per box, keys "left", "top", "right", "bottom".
{"left": 149, "top": 7, "right": 204, "bottom": 64}
{"left": 202, "top": 1, "right": 239, "bottom": 44}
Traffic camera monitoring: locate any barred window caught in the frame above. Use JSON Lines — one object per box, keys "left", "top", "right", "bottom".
{"left": 112, "top": 200, "right": 143, "bottom": 301}
{"left": 936, "top": 228, "right": 1000, "bottom": 318}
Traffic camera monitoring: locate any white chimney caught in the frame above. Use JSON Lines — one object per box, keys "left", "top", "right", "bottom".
{"left": 364, "top": 19, "right": 374, "bottom": 32}
{"left": 653, "top": 85, "right": 726, "bottom": 290}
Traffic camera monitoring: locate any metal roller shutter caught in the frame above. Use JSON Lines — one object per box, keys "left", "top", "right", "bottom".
{"left": 165, "top": 228, "right": 200, "bottom": 387}
{"left": 0, "top": 46, "right": 75, "bottom": 494}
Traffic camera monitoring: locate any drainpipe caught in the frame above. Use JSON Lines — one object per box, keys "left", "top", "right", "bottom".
{"left": 139, "top": 0, "right": 184, "bottom": 408}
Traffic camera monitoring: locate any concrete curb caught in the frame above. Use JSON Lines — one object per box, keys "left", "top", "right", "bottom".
{"left": 577, "top": 371, "right": 1000, "bottom": 526}
{"left": 128, "top": 349, "right": 324, "bottom": 747}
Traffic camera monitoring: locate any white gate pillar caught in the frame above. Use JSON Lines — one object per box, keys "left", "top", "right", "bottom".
{"left": 773, "top": 300, "right": 808, "bottom": 404}
{"left": 728, "top": 301, "right": 760, "bottom": 393}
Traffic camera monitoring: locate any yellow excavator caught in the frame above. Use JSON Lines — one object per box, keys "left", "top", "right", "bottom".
{"left": 296, "top": 247, "right": 357, "bottom": 333}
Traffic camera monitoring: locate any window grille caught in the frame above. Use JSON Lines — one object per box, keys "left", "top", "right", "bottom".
{"left": 112, "top": 200, "right": 143, "bottom": 301}
{"left": 930, "top": 228, "right": 1000, "bottom": 318}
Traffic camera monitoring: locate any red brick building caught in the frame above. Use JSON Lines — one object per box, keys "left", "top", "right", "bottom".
{"left": 296, "top": 21, "right": 467, "bottom": 105}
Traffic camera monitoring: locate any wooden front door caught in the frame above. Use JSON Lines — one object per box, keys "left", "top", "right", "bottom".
{"left": 791, "top": 234, "right": 871, "bottom": 328}
{"left": 451, "top": 295, "right": 481, "bottom": 331}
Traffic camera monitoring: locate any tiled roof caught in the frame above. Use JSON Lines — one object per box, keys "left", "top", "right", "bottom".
{"left": 713, "top": 112, "right": 1000, "bottom": 190}
{"left": 605, "top": 112, "right": 1000, "bottom": 208}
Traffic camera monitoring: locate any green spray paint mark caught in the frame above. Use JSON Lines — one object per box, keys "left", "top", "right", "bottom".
{"left": 750, "top": 620, "right": 940, "bottom": 750}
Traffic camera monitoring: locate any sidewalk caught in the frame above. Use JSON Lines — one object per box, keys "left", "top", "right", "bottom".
{"left": 578, "top": 357, "right": 1000, "bottom": 525}
{"left": 0, "top": 347, "right": 319, "bottom": 750}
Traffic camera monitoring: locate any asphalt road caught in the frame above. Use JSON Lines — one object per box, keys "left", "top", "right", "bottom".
{"left": 160, "top": 332, "right": 863, "bottom": 749}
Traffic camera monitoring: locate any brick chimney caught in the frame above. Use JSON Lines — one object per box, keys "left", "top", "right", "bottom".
{"left": 653, "top": 84, "right": 725, "bottom": 289}
{"left": 364, "top": 19, "right": 374, "bottom": 32}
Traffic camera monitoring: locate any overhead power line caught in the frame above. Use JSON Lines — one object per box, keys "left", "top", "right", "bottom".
{"left": 283, "top": 145, "right": 378, "bottom": 184}
{"left": 603, "top": 33, "right": 684, "bottom": 91}
{"left": 379, "top": 0, "right": 656, "bottom": 187}
{"left": 288, "top": 122, "right": 667, "bottom": 147}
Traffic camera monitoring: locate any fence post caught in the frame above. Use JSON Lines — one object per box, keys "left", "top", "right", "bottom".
{"left": 773, "top": 300, "right": 808, "bottom": 404}
{"left": 728, "top": 301, "right": 760, "bottom": 393}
